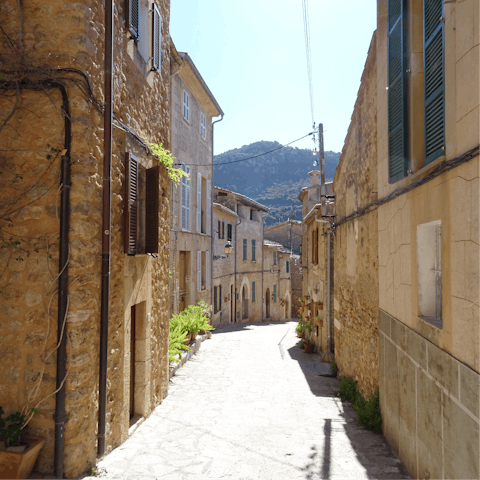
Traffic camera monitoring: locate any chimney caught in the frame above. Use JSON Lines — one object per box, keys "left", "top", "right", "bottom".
{"left": 308, "top": 169, "right": 320, "bottom": 186}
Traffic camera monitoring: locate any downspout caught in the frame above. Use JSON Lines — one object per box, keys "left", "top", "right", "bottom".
{"left": 98, "top": 0, "right": 113, "bottom": 457}
{"left": 234, "top": 215, "right": 242, "bottom": 323}
{"left": 54, "top": 83, "right": 71, "bottom": 480}
{"left": 211, "top": 114, "right": 223, "bottom": 310}
{"left": 326, "top": 230, "right": 332, "bottom": 352}
{"left": 261, "top": 215, "right": 264, "bottom": 322}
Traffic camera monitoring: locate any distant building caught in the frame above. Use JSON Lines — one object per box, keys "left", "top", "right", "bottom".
{"left": 169, "top": 42, "right": 223, "bottom": 314}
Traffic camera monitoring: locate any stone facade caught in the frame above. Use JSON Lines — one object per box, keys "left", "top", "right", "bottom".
{"left": 0, "top": 1, "right": 171, "bottom": 477}
{"left": 169, "top": 44, "right": 223, "bottom": 315}
{"left": 332, "top": 33, "right": 379, "bottom": 397}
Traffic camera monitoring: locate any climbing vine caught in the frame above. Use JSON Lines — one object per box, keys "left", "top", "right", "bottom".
{"left": 150, "top": 142, "right": 187, "bottom": 186}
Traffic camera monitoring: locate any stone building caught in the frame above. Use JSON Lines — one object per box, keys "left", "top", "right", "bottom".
{"left": 0, "top": 0, "right": 172, "bottom": 477}
{"left": 375, "top": 1, "right": 479, "bottom": 477}
{"left": 264, "top": 220, "right": 302, "bottom": 316}
{"left": 169, "top": 43, "right": 223, "bottom": 314}
{"left": 297, "top": 173, "right": 335, "bottom": 354}
{"left": 332, "top": 33, "right": 379, "bottom": 398}
{"left": 212, "top": 187, "right": 291, "bottom": 324}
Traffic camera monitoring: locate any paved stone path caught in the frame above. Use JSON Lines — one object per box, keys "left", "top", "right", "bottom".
{"left": 89, "top": 321, "right": 410, "bottom": 480}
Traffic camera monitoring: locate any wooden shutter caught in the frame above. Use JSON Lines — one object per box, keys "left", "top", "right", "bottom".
{"left": 152, "top": 3, "right": 161, "bottom": 72}
{"left": 206, "top": 251, "right": 210, "bottom": 290}
{"left": 243, "top": 239, "right": 247, "bottom": 260}
{"left": 273, "top": 285, "right": 277, "bottom": 303}
{"left": 222, "top": 222, "right": 225, "bottom": 240}
{"left": 206, "top": 179, "right": 211, "bottom": 236}
{"left": 185, "top": 165, "right": 190, "bottom": 229}
{"left": 424, "top": 0, "right": 445, "bottom": 164}
{"left": 218, "top": 220, "right": 221, "bottom": 239}
{"left": 388, "top": 0, "right": 408, "bottom": 182}
{"left": 252, "top": 239, "right": 256, "bottom": 261}
{"left": 145, "top": 165, "right": 159, "bottom": 254}
{"left": 181, "top": 163, "right": 186, "bottom": 229}
{"left": 214, "top": 286, "right": 218, "bottom": 314}
{"left": 197, "top": 251, "right": 201, "bottom": 292}
{"left": 219, "top": 285, "right": 222, "bottom": 311}
{"left": 252, "top": 282, "right": 255, "bottom": 303}
{"left": 124, "top": 153, "right": 138, "bottom": 255}
{"left": 227, "top": 224, "right": 232, "bottom": 241}
{"left": 286, "top": 261, "right": 289, "bottom": 273}
{"left": 197, "top": 172, "right": 202, "bottom": 233}
{"left": 128, "top": 0, "right": 140, "bottom": 39}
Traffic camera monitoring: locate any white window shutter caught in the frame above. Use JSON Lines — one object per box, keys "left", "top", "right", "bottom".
{"left": 206, "top": 251, "right": 210, "bottom": 290}
{"left": 181, "top": 163, "right": 186, "bottom": 229}
{"left": 206, "top": 179, "right": 211, "bottom": 236}
{"left": 186, "top": 165, "right": 190, "bottom": 230}
{"left": 197, "top": 172, "right": 202, "bottom": 233}
{"left": 197, "top": 251, "right": 201, "bottom": 292}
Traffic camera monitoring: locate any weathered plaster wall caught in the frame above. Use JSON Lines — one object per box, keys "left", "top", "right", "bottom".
{"left": 332, "top": 32, "right": 379, "bottom": 397}
{"left": 0, "top": 0, "right": 171, "bottom": 477}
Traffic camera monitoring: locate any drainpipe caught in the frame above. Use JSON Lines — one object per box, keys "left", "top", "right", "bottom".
{"left": 54, "top": 84, "right": 71, "bottom": 480}
{"left": 98, "top": 0, "right": 113, "bottom": 456}
{"left": 234, "top": 215, "right": 242, "bottom": 323}
{"left": 326, "top": 230, "right": 332, "bottom": 352}
{"left": 211, "top": 114, "right": 223, "bottom": 310}
{"left": 261, "top": 215, "right": 264, "bottom": 322}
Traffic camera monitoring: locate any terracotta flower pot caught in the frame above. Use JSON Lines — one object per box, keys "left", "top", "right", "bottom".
{"left": 297, "top": 331, "right": 304, "bottom": 338}
{"left": 304, "top": 343, "right": 314, "bottom": 354}
{"left": 183, "top": 333, "right": 192, "bottom": 345}
{"left": 191, "top": 331, "right": 198, "bottom": 340}
{"left": 0, "top": 436, "right": 45, "bottom": 479}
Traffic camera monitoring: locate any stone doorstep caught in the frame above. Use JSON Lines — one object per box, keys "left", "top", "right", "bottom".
{"left": 169, "top": 331, "right": 212, "bottom": 379}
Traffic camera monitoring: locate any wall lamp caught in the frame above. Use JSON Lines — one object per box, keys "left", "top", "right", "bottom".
{"left": 224, "top": 241, "right": 233, "bottom": 255}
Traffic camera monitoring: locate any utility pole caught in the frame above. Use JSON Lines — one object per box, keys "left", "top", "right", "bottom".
{"left": 319, "top": 123, "right": 325, "bottom": 212}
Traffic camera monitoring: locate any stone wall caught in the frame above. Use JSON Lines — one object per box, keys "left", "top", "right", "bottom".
{"left": 332, "top": 32, "right": 378, "bottom": 398}
{"left": 264, "top": 221, "right": 302, "bottom": 254}
{"left": 379, "top": 310, "right": 479, "bottom": 479}
{"left": 0, "top": 0, "right": 171, "bottom": 477}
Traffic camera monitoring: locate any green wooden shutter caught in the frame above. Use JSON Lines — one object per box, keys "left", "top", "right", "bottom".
{"left": 424, "top": 0, "right": 445, "bottom": 164}
{"left": 219, "top": 285, "right": 222, "bottom": 311}
{"left": 273, "top": 285, "right": 277, "bottom": 303}
{"left": 388, "top": 0, "right": 408, "bottom": 182}
{"left": 252, "top": 239, "right": 256, "bottom": 261}
{"left": 214, "top": 286, "right": 218, "bottom": 314}
{"left": 252, "top": 282, "right": 256, "bottom": 302}
{"left": 218, "top": 220, "right": 221, "bottom": 239}
{"left": 145, "top": 165, "right": 159, "bottom": 254}
{"left": 243, "top": 239, "right": 247, "bottom": 260}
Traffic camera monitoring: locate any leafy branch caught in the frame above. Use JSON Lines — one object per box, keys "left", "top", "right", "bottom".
{"left": 150, "top": 143, "right": 187, "bottom": 186}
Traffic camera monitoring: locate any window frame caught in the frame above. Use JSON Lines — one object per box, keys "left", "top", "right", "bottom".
{"left": 183, "top": 90, "right": 190, "bottom": 122}
{"left": 273, "top": 251, "right": 277, "bottom": 266}
{"left": 252, "top": 239, "right": 256, "bottom": 262}
{"left": 200, "top": 112, "right": 206, "bottom": 139}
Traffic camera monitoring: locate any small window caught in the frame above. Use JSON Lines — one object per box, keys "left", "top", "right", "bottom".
{"left": 286, "top": 261, "right": 290, "bottom": 273}
{"left": 273, "top": 251, "right": 277, "bottom": 265}
{"left": 200, "top": 113, "right": 206, "bottom": 139}
{"left": 252, "top": 282, "right": 256, "bottom": 303}
{"left": 250, "top": 209, "right": 253, "bottom": 220}
{"left": 273, "top": 285, "right": 277, "bottom": 303}
{"left": 417, "top": 220, "right": 442, "bottom": 327}
{"left": 183, "top": 90, "right": 190, "bottom": 121}
{"left": 252, "top": 239, "right": 256, "bottom": 261}
{"left": 227, "top": 224, "right": 232, "bottom": 241}
{"left": 243, "top": 239, "right": 247, "bottom": 261}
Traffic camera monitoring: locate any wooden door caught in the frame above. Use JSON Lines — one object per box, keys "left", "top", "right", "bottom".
{"left": 265, "top": 288, "right": 270, "bottom": 318}
{"left": 130, "top": 305, "right": 136, "bottom": 419}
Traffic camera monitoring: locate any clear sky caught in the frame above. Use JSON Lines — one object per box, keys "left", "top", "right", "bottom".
{"left": 170, "top": 1, "right": 377, "bottom": 155}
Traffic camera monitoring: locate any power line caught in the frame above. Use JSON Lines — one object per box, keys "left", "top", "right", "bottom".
{"left": 302, "top": 0, "right": 315, "bottom": 126}
{"left": 174, "top": 131, "right": 314, "bottom": 167}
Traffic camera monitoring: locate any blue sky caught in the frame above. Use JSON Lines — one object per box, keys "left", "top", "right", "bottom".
{"left": 170, "top": 1, "right": 377, "bottom": 155}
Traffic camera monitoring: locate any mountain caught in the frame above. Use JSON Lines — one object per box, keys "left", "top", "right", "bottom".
{"left": 213, "top": 141, "right": 341, "bottom": 225}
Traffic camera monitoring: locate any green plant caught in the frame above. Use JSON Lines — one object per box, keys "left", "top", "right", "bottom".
{"left": 331, "top": 360, "right": 338, "bottom": 376}
{"left": 150, "top": 143, "right": 187, "bottom": 186}
{"left": 168, "top": 325, "right": 191, "bottom": 363}
{"left": 295, "top": 322, "right": 304, "bottom": 333}
{"left": 298, "top": 297, "right": 302, "bottom": 302}
{"left": 0, "top": 407, "right": 38, "bottom": 447}
{"left": 337, "top": 377, "right": 382, "bottom": 434}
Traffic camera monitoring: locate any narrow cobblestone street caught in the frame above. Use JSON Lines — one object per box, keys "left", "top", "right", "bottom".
{"left": 89, "top": 321, "right": 409, "bottom": 480}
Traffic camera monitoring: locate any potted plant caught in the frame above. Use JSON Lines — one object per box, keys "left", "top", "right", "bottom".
{"left": 0, "top": 407, "right": 45, "bottom": 479}
{"left": 304, "top": 340, "right": 314, "bottom": 354}
{"left": 317, "top": 300, "right": 324, "bottom": 310}
{"left": 296, "top": 321, "right": 305, "bottom": 338}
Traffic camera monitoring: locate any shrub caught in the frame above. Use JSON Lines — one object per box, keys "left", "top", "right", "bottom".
{"left": 337, "top": 377, "right": 382, "bottom": 434}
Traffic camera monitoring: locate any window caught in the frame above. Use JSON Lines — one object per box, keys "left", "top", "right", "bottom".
{"left": 227, "top": 224, "right": 232, "bottom": 241}
{"left": 252, "top": 239, "right": 256, "bottom": 261}
{"left": 250, "top": 209, "right": 253, "bottom": 220}
{"left": 387, "top": 0, "right": 445, "bottom": 182}
{"left": 181, "top": 163, "right": 190, "bottom": 230}
{"left": 252, "top": 282, "right": 256, "bottom": 302}
{"left": 183, "top": 90, "right": 190, "bottom": 122}
{"left": 222, "top": 222, "right": 225, "bottom": 240}
{"left": 217, "top": 221, "right": 225, "bottom": 239}
{"left": 197, "top": 173, "right": 211, "bottom": 235}
{"left": 214, "top": 286, "right": 218, "bottom": 314}
{"left": 312, "top": 228, "right": 319, "bottom": 264}
{"left": 273, "top": 285, "right": 277, "bottom": 303}
{"left": 197, "top": 250, "right": 210, "bottom": 292}
{"left": 218, "top": 220, "right": 221, "bottom": 239}
{"left": 151, "top": 4, "right": 161, "bottom": 72}
{"left": 243, "top": 239, "right": 247, "bottom": 261}
{"left": 273, "top": 251, "right": 277, "bottom": 266}
{"left": 214, "top": 285, "right": 222, "bottom": 313}
{"left": 200, "top": 113, "right": 206, "bottom": 139}
{"left": 124, "top": 153, "right": 159, "bottom": 255}
{"left": 286, "top": 261, "right": 290, "bottom": 273}
{"left": 417, "top": 221, "right": 442, "bottom": 327}
{"left": 218, "top": 284, "right": 222, "bottom": 311}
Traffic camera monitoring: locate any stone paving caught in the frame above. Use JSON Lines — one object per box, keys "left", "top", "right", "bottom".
{"left": 86, "top": 321, "right": 410, "bottom": 480}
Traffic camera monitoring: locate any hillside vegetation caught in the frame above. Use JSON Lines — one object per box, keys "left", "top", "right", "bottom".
{"left": 214, "top": 141, "right": 340, "bottom": 225}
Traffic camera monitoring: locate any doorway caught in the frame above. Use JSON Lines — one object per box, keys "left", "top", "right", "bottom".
{"left": 265, "top": 288, "right": 270, "bottom": 319}
{"left": 129, "top": 305, "right": 136, "bottom": 419}
{"left": 242, "top": 285, "right": 248, "bottom": 320}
